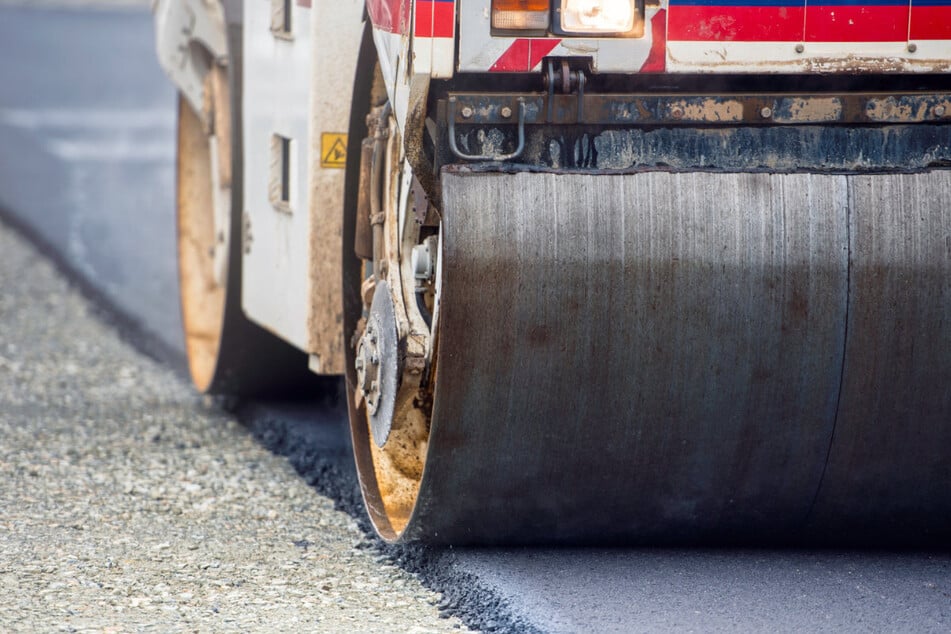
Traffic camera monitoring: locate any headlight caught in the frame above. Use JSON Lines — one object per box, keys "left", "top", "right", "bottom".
{"left": 559, "top": 0, "right": 635, "bottom": 34}
{"left": 491, "top": 0, "right": 550, "bottom": 31}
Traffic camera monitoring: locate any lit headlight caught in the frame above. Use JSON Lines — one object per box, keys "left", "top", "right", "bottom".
{"left": 560, "top": 0, "right": 636, "bottom": 34}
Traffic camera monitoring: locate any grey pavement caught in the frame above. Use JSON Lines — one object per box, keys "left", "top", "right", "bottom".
{"left": 1, "top": 4, "right": 950, "bottom": 634}
{"left": 0, "top": 3, "right": 182, "bottom": 360}
{"left": 0, "top": 221, "right": 465, "bottom": 632}
{"left": 448, "top": 548, "right": 951, "bottom": 632}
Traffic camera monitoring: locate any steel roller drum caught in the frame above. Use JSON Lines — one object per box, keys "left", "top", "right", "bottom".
{"left": 358, "top": 168, "right": 951, "bottom": 544}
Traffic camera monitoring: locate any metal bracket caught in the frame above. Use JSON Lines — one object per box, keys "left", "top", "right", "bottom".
{"left": 153, "top": 0, "right": 228, "bottom": 122}
{"left": 447, "top": 96, "right": 526, "bottom": 162}
{"left": 545, "top": 59, "right": 586, "bottom": 124}
{"left": 445, "top": 91, "right": 951, "bottom": 127}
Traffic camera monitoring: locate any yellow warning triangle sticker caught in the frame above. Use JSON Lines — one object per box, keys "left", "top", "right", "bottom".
{"left": 321, "top": 133, "right": 347, "bottom": 168}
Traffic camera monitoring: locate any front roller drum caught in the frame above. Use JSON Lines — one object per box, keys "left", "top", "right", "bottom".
{"left": 347, "top": 168, "right": 951, "bottom": 545}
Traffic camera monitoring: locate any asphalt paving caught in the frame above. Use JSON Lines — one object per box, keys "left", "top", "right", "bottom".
{"left": 0, "top": 1, "right": 182, "bottom": 363}
{"left": 1, "top": 3, "right": 950, "bottom": 633}
{"left": 0, "top": 221, "right": 465, "bottom": 632}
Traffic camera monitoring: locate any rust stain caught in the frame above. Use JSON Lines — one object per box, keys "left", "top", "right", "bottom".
{"left": 777, "top": 97, "right": 842, "bottom": 123}
{"left": 668, "top": 49, "right": 951, "bottom": 74}
{"left": 866, "top": 97, "right": 921, "bottom": 122}
{"left": 527, "top": 324, "right": 551, "bottom": 347}
{"left": 306, "top": 161, "right": 346, "bottom": 373}
{"left": 365, "top": 378, "right": 429, "bottom": 534}
{"left": 679, "top": 99, "right": 744, "bottom": 123}
{"left": 788, "top": 287, "right": 810, "bottom": 322}
{"left": 866, "top": 96, "right": 951, "bottom": 123}
{"left": 802, "top": 55, "right": 951, "bottom": 74}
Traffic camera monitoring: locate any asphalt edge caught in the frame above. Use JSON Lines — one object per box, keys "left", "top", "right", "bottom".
{"left": 239, "top": 399, "right": 544, "bottom": 634}
{"left": 0, "top": 208, "right": 189, "bottom": 379}
{"left": 0, "top": 206, "right": 541, "bottom": 634}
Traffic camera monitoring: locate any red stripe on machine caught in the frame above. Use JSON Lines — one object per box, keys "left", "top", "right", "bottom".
{"left": 806, "top": 5, "right": 909, "bottom": 41}
{"left": 910, "top": 6, "right": 951, "bottom": 40}
{"left": 367, "top": 0, "right": 408, "bottom": 34}
{"left": 639, "top": 9, "right": 668, "bottom": 71}
{"left": 415, "top": 0, "right": 455, "bottom": 38}
{"left": 490, "top": 39, "right": 561, "bottom": 72}
{"left": 668, "top": 6, "right": 804, "bottom": 41}
{"left": 296, "top": 0, "right": 311, "bottom": 7}
{"left": 668, "top": 4, "right": 940, "bottom": 43}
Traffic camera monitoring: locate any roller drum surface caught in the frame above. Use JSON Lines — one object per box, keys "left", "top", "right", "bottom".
{"left": 379, "top": 169, "right": 950, "bottom": 544}
{"left": 807, "top": 172, "right": 951, "bottom": 542}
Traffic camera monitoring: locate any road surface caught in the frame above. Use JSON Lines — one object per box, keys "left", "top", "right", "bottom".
{"left": 0, "top": 220, "right": 465, "bottom": 632}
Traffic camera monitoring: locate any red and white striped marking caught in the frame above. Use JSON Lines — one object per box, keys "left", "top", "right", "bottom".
{"left": 414, "top": 0, "right": 456, "bottom": 77}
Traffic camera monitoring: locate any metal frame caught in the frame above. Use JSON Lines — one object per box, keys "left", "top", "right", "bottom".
{"left": 153, "top": 0, "right": 228, "bottom": 121}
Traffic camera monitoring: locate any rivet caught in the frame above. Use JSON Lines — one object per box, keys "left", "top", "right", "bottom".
{"left": 760, "top": 107, "right": 773, "bottom": 119}
{"left": 936, "top": 105, "right": 947, "bottom": 117}
{"left": 500, "top": 106, "right": 513, "bottom": 118}
{"left": 908, "top": 42, "right": 917, "bottom": 53}
{"left": 795, "top": 43, "right": 804, "bottom": 54}
{"left": 460, "top": 106, "right": 474, "bottom": 119}
{"left": 670, "top": 106, "right": 684, "bottom": 120}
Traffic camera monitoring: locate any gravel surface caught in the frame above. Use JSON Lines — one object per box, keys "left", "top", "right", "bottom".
{"left": 0, "top": 222, "right": 467, "bottom": 632}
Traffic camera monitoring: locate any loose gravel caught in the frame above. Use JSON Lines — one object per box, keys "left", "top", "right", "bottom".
{"left": 0, "top": 221, "right": 468, "bottom": 632}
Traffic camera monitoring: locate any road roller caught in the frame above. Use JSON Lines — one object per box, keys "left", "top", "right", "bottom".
{"left": 153, "top": 0, "right": 951, "bottom": 543}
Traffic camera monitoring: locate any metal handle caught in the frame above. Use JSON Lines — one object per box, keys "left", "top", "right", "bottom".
{"left": 448, "top": 97, "right": 526, "bottom": 162}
